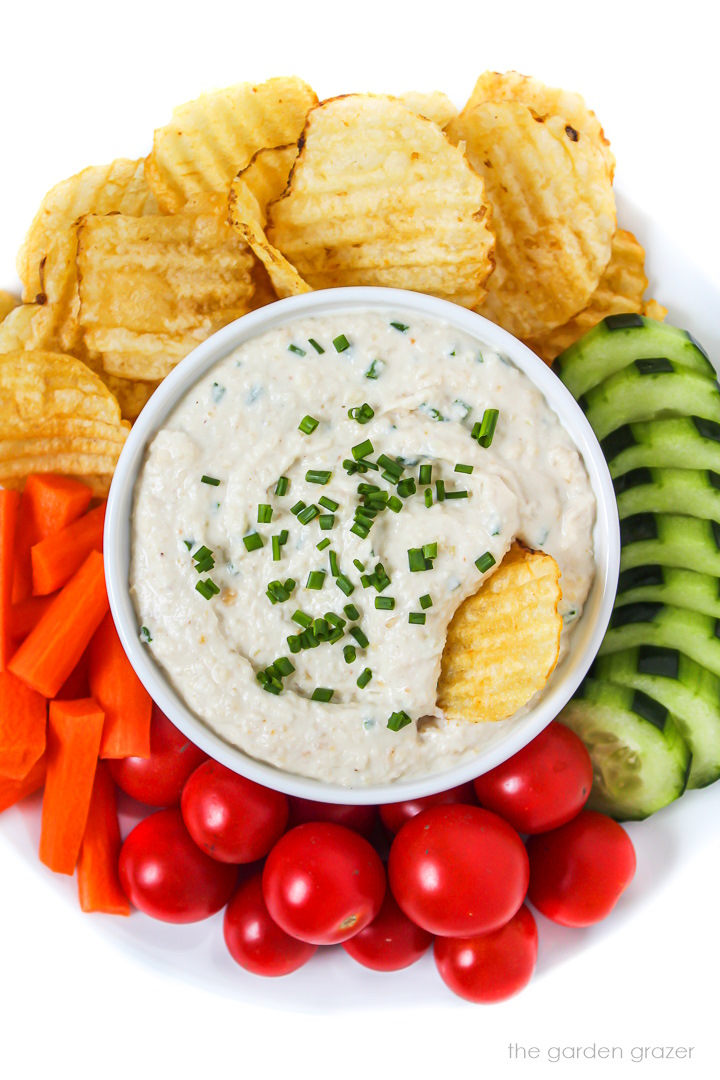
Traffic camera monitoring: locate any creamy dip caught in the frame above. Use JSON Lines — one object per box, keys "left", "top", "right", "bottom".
{"left": 131, "top": 311, "right": 596, "bottom": 785}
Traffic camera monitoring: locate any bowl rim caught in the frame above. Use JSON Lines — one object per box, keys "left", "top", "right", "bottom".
{"left": 104, "top": 286, "right": 620, "bottom": 805}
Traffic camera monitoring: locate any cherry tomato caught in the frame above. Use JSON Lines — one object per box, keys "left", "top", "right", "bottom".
{"left": 342, "top": 889, "right": 434, "bottom": 971}
{"left": 527, "top": 810, "right": 636, "bottom": 927}
{"left": 263, "top": 822, "right": 386, "bottom": 945}
{"left": 434, "top": 905, "right": 538, "bottom": 1004}
{"left": 388, "top": 804, "right": 528, "bottom": 937}
{"left": 288, "top": 796, "right": 377, "bottom": 839}
{"left": 379, "top": 782, "right": 476, "bottom": 835}
{"left": 181, "top": 761, "right": 288, "bottom": 863}
{"left": 108, "top": 704, "right": 207, "bottom": 807}
{"left": 223, "top": 873, "right": 317, "bottom": 976}
{"left": 473, "top": 721, "right": 593, "bottom": 834}
{"left": 119, "top": 808, "right": 237, "bottom": 923}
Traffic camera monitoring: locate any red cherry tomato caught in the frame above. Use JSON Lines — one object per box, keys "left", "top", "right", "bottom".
{"left": 288, "top": 796, "right": 377, "bottom": 839}
{"left": 223, "top": 873, "right": 317, "bottom": 976}
{"left": 473, "top": 721, "right": 593, "bottom": 834}
{"left": 342, "top": 889, "right": 434, "bottom": 971}
{"left": 108, "top": 705, "right": 207, "bottom": 807}
{"left": 434, "top": 905, "right": 538, "bottom": 1004}
{"left": 119, "top": 808, "right": 237, "bottom": 923}
{"left": 388, "top": 804, "right": 528, "bottom": 937}
{"left": 181, "top": 761, "right": 288, "bottom": 863}
{"left": 263, "top": 822, "right": 386, "bottom": 945}
{"left": 527, "top": 810, "right": 636, "bottom": 927}
{"left": 379, "top": 782, "right": 476, "bottom": 835}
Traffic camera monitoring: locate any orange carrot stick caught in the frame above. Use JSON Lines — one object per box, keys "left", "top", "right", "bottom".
{"left": 8, "top": 550, "right": 108, "bottom": 698}
{"left": 89, "top": 613, "right": 152, "bottom": 759}
{"left": 77, "top": 761, "right": 130, "bottom": 915}
{"left": 9, "top": 595, "right": 56, "bottom": 643}
{"left": 32, "top": 502, "right": 106, "bottom": 596}
{"left": 55, "top": 646, "right": 91, "bottom": 701}
{"left": 0, "top": 670, "right": 47, "bottom": 780}
{"left": 0, "top": 489, "right": 20, "bottom": 671}
{"left": 0, "top": 754, "right": 46, "bottom": 814}
{"left": 40, "top": 698, "right": 104, "bottom": 875}
{"left": 12, "top": 475, "right": 92, "bottom": 604}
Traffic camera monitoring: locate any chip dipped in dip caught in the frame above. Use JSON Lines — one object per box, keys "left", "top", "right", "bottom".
{"left": 131, "top": 310, "right": 596, "bottom": 785}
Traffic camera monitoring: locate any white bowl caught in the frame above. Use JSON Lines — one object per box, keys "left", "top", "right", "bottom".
{"left": 105, "top": 287, "right": 619, "bottom": 805}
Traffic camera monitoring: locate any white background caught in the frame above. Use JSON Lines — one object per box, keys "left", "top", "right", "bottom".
{"left": 1, "top": 2, "right": 719, "bottom": 1078}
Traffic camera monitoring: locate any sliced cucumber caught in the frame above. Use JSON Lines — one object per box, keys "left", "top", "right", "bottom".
{"left": 599, "top": 602, "right": 720, "bottom": 679}
{"left": 582, "top": 363, "right": 720, "bottom": 441}
{"left": 605, "top": 417, "right": 720, "bottom": 479}
{"left": 560, "top": 677, "right": 691, "bottom": 820}
{"left": 620, "top": 514, "right": 720, "bottom": 577}
{"left": 614, "top": 468, "right": 720, "bottom": 522}
{"left": 556, "top": 314, "right": 715, "bottom": 398}
{"left": 616, "top": 564, "right": 720, "bottom": 619}
{"left": 593, "top": 647, "right": 720, "bottom": 788}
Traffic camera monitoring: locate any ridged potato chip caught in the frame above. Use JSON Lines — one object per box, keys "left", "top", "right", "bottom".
{"left": 146, "top": 76, "right": 317, "bottom": 213}
{"left": 397, "top": 91, "right": 458, "bottom": 129}
{"left": 0, "top": 350, "right": 129, "bottom": 494}
{"left": 234, "top": 145, "right": 299, "bottom": 226}
{"left": 437, "top": 543, "right": 562, "bottom": 722}
{"left": 525, "top": 229, "right": 667, "bottom": 363}
{"left": 77, "top": 198, "right": 255, "bottom": 380}
{"left": 448, "top": 99, "right": 615, "bottom": 337}
{"left": 16, "top": 159, "right": 158, "bottom": 302}
{"left": 266, "top": 95, "right": 495, "bottom": 307}
{"left": 0, "top": 291, "right": 19, "bottom": 323}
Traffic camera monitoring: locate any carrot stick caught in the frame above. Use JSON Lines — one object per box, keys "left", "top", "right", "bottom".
{"left": 40, "top": 698, "right": 104, "bottom": 875}
{"left": 89, "top": 613, "right": 152, "bottom": 759}
{"left": 12, "top": 475, "right": 92, "bottom": 604}
{"left": 9, "top": 595, "right": 56, "bottom": 642}
{"left": 77, "top": 761, "right": 130, "bottom": 915}
{"left": 32, "top": 502, "right": 106, "bottom": 596}
{"left": 56, "top": 645, "right": 91, "bottom": 701}
{"left": 0, "top": 489, "right": 20, "bottom": 671}
{"left": 0, "top": 670, "right": 47, "bottom": 780}
{"left": 8, "top": 550, "right": 108, "bottom": 698}
{"left": 0, "top": 754, "right": 46, "bottom": 814}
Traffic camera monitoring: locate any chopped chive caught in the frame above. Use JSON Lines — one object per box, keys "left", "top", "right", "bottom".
{"left": 329, "top": 550, "right": 340, "bottom": 577}
{"left": 348, "top": 402, "right": 375, "bottom": 424}
{"left": 424, "top": 488, "right": 433, "bottom": 508}
{"left": 454, "top": 463, "right": 473, "bottom": 474}
{"left": 140, "top": 626, "right": 152, "bottom": 643}
{"left": 475, "top": 551, "right": 497, "bottom": 573}
{"left": 343, "top": 645, "right": 357, "bottom": 664}
{"left": 409, "top": 612, "right": 426, "bottom": 625}
{"left": 365, "top": 358, "right": 385, "bottom": 380}
{"left": 357, "top": 483, "right": 380, "bottom": 496}
{"left": 298, "top": 415, "right": 319, "bottom": 435}
{"left": 356, "top": 458, "right": 379, "bottom": 471}
{"left": 319, "top": 514, "right": 335, "bottom": 530}
{"left": 352, "top": 438, "right": 374, "bottom": 461}
{"left": 201, "top": 475, "right": 221, "bottom": 486}
{"left": 436, "top": 479, "right": 445, "bottom": 502}
{"left": 319, "top": 496, "right": 339, "bottom": 512}
{"left": 356, "top": 668, "right": 372, "bottom": 689}
{"left": 328, "top": 627, "right": 345, "bottom": 644}
{"left": 336, "top": 574, "right": 355, "bottom": 597}
{"left": 306, "top": 469, "right": 332, "bottom": 485}
{"left": 419, "top": 464, "right": 432, "bottom": 485}
{"left": 257, "top": 503, "right": 273, "bottom": 523}
{"left": 196, "top": 579, "right": 220, "bottom": 600}
{"left": 361, "top": 574, "right": 373, "bottom": 589}
{"left": 351, "top": 521, "right": 370, "bottom": 539}
{"left": 343, "top": 603, "right": 360, "bottom": 621}
{"left": 183, "top": 540, "right": 193, "bottom": 550}
{"left": 423, "top": 543, "right": 438, "bottom": 560}
{"left": 291, "top": 500, "right": 306, "bottom": 516}
{"left": 266, "top": 590, "right": 278, "bottom": 605}
{"left": 306, "top": 570, "right": 326, "bottom": 590}
{"left": 333, "top": 334, "right": 350, "bottom": 353}
{"left": 287, "top": 634, "right": 302, "bottom": 654}
{"left": 267, "top": 580, "right": 290, "bottom": 602}
{"left": 471, "top": 421, "right": 482, "bottom": 440}
{"left": 326, "top": 611, "right": 346, "bottom": 628}
{"left": 407, "top": 548, "right": 428, "bottom": 572}
{"left": 312, "top": 687, "right": 334, "bottom": 703}
{"left": 375, "top": 596, "right": 395, "bottom": 610}
{"left": 192, "top": 545, "right": 213, "bottom": 563}
{"left": 377, "top": 454, "right": 403, "bottom": 478}
{"left": 387, "top": 496, "right": 403, "bottom": 513}
{"left": 445, "top": 490, "right": 469, "bottom": 500}
{"left": 308, "top": 338, "right": 324, "bottom": 354}
{"left": 343, "top": 459, "right": 362, "bottom": 475}
{"left": 390, "top": 321, "right": 409, "bottom": 332}
{"left": 274, "top": 657, "right": 295, "bottom": 677}
{"left": 477, "top": 408, "right": 499, "bottom": 448}
{"left": 288, "top": 343, "right": 306, "bottom": 356}
{"left": 194, "top": 557, "right": 214, "bottom": 574}
{"left": 353, "top": 558, "right": 365, "bottom": 572}
{"left": 260, "top": 680, "right": 281, "bottom": 695}
{"left": 313, "top": 618, "right": 330, "bottom": 641}
{"left": 419, "top": 593, "right": 433, "bottom": 610}
{"left": 279, "top": 529, "right": 289, "bottom": 545}
{"left": 396, "top": 477, "right": 416, "bottom": 498}
{"left": 272, "top": 535, "right": 282, "bottom": 561}
{"left": 297, "top": 504, "right": 320, "bottom": 525}
{"left": 275, "top": 476, "right": 290, "bottom": 496}
{"left": 243, "top": 532, "right": 263, "bottom": 552}
{"left": 387, "top": 710, "right": 412, "bottom": 730}
{"left": 284, "top": 578, "right": 296, "bottom": 592}
{"left": 355, "top": 506, "right": 377, "bottom": 522}
{"left": 292, "top": 610, "right": 312, "bottom": 629}
{"left": 316, "top": 538, "right": 331, "bottom": 551}
{"left": 350, "top": 626, "right": 369, "bottom": 648}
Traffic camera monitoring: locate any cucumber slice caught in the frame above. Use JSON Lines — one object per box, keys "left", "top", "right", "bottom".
{"left": 560, "top": 677, "right": 691, "bottom": 820}
{"left": 599, "top": 601, "right": 720, "bottom": 679}
{"left": 605, "top": 418, "right": 720, "bottom": 479}
{"left": 614, "top": 468, "right": 720, "bottom": 522}
{"left": 593, "top": 647, "right": 720, "bottom": 788}
{"left": 620, "top": 514, "right": 720, "bottom": 577}
{"left": 582, "top": 362, "right": 720, "bottom": 441}
{"left": 616, "top": 564, "right": 720, "bottom": 619}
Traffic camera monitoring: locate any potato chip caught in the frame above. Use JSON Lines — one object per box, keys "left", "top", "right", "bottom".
{"left": 0, "top": 350, "right": 129, "bottom": 493}
{"left": 448, "top": 99, "right": 615, "bottom": 337}
{"left": 228, "top": 170, "right": 311, "bottom": 299}
{"left": 99, "top": 374, "right": 160, "bottom": 422}
{"left": 266, "top": 95, "right": 495, "bottom": 307}
{"left": 397, "top": 90, "right": 458, "bottom": 129}
{"left": 233, "top": 145, "right": 299, "bottom": 226}
{"left": 524, "top": 229, "right": 666, "bottom": 363}
{"left": 145, "top": 76, "right": 317, "bottom": 213}
{"left": 0, "top": 304, "right": 45, "bottom": 353}
{"left": 77, "top": 201, "right": 255, "bottom": 381}
{"left": 16, "top": 159, "right": 158, "bottom": 302}
{"left": 0, "top": 291, "right": 19, "bottom": 323}
{"left": 437, "top": 543, "right": 562, "bottom": 722}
